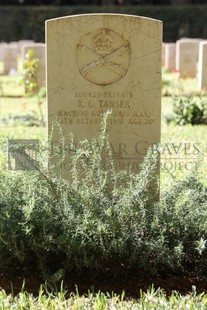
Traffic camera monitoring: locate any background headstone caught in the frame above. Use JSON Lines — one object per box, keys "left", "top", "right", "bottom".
{"left": 18, "top": 40, "right": 34, "bottom": 54}
{"left": 0, "top": 42, "right": 7, "bottom": 60}
{"left": 176, "top": 38, "right": 201, "bottom": 78}
{"left": 46, "top": 14, "right": 162, "bottom": 176}
{"left": 3, "top": 45, "right": 18, "bottom": 75}
{"left": 9, "top": 41, "right": 18, "bottom": 48}
{"left": 198, "top": 41, "right": 207, "bottom": 91}
{"left": 164, "top": 43, "right": 176, "bottom": 72}
{"left": 0, "top": 42, "right": 7, "bottom": 74}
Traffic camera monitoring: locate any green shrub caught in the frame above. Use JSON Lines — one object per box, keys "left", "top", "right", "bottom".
{"left": 0, "top": 115, "right": 159, "bottom": 281}
{"left": 153, "top": 175, "right": 207, "bottom": 274}
{"left": 0, "top": 117, "right": 207, "bottom": 282}
{"left": 171, "top": 96, "right": 207, "bottom": 125}
{"left": 19, "top": 49, "right": 45, "bottom": 126}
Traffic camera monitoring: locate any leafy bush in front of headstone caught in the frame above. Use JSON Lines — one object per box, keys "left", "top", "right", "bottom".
{"left": 0, "top": 114, "right": 159, "bottom": 281}
{"left": 1, "top": 116, "right": 207, "bottom": 282}
{"left": 151, "top": 175, "right": 207, "bottom": 274}
{"left": 172, "top": 96, "right": 207, "bottom": 125}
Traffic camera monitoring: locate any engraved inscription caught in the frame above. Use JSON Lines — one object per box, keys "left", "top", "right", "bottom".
{"left": 56, "top": 91, "right": 155, "bottom": 126}
{"left": 76, "top": 28, "right": 131, "bottom": 85}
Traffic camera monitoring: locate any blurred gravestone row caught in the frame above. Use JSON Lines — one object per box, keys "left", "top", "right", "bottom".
{"left": 0, "top": 40, "right": 45, "bottom": 89}
{"left": 163, "top": 38, "right": 207, "bottom": 91}
{"left": 0, "top": 37, "right": 206, "bottom": 92}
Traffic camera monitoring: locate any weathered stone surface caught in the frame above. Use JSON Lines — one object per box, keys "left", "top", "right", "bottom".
{"left": 46, "top": 14, "right": 162, "bottom": 175}
{"left": 162, "top": 43, "right": 166, "bottom": 66}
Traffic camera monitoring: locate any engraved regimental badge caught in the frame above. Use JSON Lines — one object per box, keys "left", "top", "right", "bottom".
{"left": 76, "top": 28, "right": 131, "bottom": 85}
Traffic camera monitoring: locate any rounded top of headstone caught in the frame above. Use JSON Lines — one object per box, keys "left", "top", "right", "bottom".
{"left": 45, "top": 13, "right": 162, "bottom": 25}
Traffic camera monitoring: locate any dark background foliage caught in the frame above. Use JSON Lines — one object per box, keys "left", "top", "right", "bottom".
{"left": 0, "top": 6, "right": 207, "bottom": 42}
{"left": 0, "top": 0, "right": 207, "bottom": 5}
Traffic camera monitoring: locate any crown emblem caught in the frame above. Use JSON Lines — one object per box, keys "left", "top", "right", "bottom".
{"left": 92, "top": 29, "right": 113, "bottom": 55}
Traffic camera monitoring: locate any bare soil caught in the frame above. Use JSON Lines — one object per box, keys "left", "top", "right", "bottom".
{"left": 0, "top": 269, "right": 207, "bottom": 297}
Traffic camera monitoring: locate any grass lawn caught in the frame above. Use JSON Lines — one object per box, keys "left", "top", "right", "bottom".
{"left": 1, "top": 286, "right": 207, "bottom": 309}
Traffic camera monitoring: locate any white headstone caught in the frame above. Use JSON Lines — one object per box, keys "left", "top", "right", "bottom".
{"left": 3, "top": 45, "right": 18, "bottom": 75}
{"left": 164, "top": 43, "right": 176, "bottom": 72}
{"left": 46, "top": 14, "right": 162, "bottom": 176}
{"left": 18, "top": 40, "right": 34, "bottom": 54}
{"left": 176, "top": 38, "right": 201, "bottom": 78}
{"left": 0, "top": 42, "right": 7, "bottom": 62}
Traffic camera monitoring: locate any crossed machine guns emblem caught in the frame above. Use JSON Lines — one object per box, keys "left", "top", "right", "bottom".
{"left": 78, "top": 43, "right": 130, "bottom": 78}
{"left": 77, "top": 29, "right": 131, "bottom": 85}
